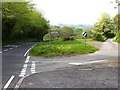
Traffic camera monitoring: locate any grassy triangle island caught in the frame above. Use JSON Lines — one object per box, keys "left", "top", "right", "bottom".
{"left": 29, "top": 40, "right": 98, "bottom": 57}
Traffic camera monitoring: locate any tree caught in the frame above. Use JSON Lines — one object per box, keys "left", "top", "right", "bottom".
{"left": 59, "top": 26, "right": 75, "bottom": 41}
{"left": 73, "top": 28, "right": 83, "bottom": 39}
{"left": 113, "top": 14, "right": 120, "bottom": 42}
{"left": 115, "top": 0, "right": 120, "bottom": 4}
{"left": 109, "top": 0, "right": 120, "bottom": 42}
{"left": 114, "top": 14, "right": 120, "bottom": 31}
{"left": 93, "top": 13, "right": 115, "bottom": 41}
{"left": 2, "top": 2, "right": 49, "bottom": 44}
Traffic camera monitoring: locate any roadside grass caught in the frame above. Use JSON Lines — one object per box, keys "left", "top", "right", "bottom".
{"left": 76, "top": 39, "right": 103, "bottom": 42}
{"left": 113, "top": 39, "right": 120, "bottom": 43}
{"left": 29, "top": 40, "right": 99, "bottom": 57}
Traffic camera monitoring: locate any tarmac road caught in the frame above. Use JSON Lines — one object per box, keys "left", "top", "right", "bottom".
{"left": 17, "top": 39, "right": 119, "bottom": 89}
{"left": 2, "top": 42, "right": 37, "bottom": 89}
{"left": 20, "top": 60, "right": 118, "bottom": 88}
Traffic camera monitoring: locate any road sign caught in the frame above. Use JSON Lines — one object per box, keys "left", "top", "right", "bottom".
{"left": 50, "top": 31, "right": 59, "bottom": 34}
{"left": 82, "top": 32, "right": 87, "bottom": 46}
{"left": 49, "top": 31, "right": 59, "bottom": 43}
{"left": 82, "top": 32, "right": 87, "bottom": 37}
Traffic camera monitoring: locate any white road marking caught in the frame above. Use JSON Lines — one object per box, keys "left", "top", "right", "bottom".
{"left": 24, "top": 44, "right": 36, "bottom": 57}
{"left": 25, "top": 56, "right": 30, "bottom": 63}
{"left": 69, "top": 63, "right": 82, "bottom": 65}
{"left": 78, "top": 68, "right": 93, "bottom": 71}
{"left": 9, "top": 48, "right": 13, "bottom": 50}
{"left": 31, "top": 61, "right": 36, "bottom": 74}
{"left": 4, "top": 49, "right": 8, "bottom": 52}
{"left": 19, "top": 56, "right": 30, "bottom": 77}
{"left": 23, "top": 64, "right": 27, "bottom": 68}
{"left": 24, "top": 48, "right": 31, "bottom": 56}
{"left": 69, "top": 60, "right": 106, "bottom": 65}
{"left": 85, "top": 58, "right": 95, "bottom": 60}
{"left": 19, "top": 74, "right": 24, "bottom": 77}
{"left": 19, "top": 64, "right": 28, "bottom": 77}
{"left": 3, "top": 75, "right": 15, "bottom": 89}
{"left": 14, "top": 46, "right": 18, "bottom": 48}
{"left": 0, "top": 51, "right": 2, "bottom": 53}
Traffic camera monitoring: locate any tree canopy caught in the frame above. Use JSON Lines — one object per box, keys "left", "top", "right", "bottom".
{"left": 2, "top": 2, "right": 49, "bottom": 44}
{"left": 93, "top": 13, "right": 115, "bottom": 41}
{"left": 113, "top": 14, "right": 120, "bottom": 42}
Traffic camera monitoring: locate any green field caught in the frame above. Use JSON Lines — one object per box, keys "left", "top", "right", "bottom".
{"left": 29, "top": 40, "right": 98, "bottom": 57}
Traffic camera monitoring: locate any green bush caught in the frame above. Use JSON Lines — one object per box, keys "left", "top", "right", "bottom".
{"left": 93, "top": 33, "right": 106, "bottom": 42}
{"left": 43, "top": 34, "right": 49, "bottom": 41}
{"left": 59, "top": 26, "right": 75, "bottom": 41}
{"left": 63, "top": 36, "right": 75, "bottom": 41}
{"left": 114, "top": 30, "right": 120, "bottom": 43}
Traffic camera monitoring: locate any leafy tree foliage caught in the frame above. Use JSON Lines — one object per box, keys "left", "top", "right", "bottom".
{"left": 93, "top": 13, "right": 115, "bottom": 41}
{"left": 2, "top": 2, "right": 49, "bottom": 44}
{"left": 73, "top": 28, "right": 83, "bottom": 39}
{"left": 113, "top": 14, "right": 120, "bottom": 42}
{"left": 59, "top": 26, "right": 75, "bottom": 41}
{"left": 115, "top": 0, "right": 120, "bottom": 4}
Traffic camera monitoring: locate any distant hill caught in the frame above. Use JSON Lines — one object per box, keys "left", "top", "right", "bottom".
{"left": 56, "top": 24, "right": 93, "bottom": 30}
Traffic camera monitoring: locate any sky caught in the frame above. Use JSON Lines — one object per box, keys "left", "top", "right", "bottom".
{"left": 31, "top": 0, "right": 118, "bottom": 25}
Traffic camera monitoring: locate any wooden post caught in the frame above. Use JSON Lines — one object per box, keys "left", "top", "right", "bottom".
{"left": 84, "top": 37, "right": 86, "bottom": 46}
{"left": 49, "top": 29, "right": 52, "bottom": 44}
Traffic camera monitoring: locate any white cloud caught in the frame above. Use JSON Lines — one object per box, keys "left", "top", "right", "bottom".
{"left": 32, "top": 0, "right": 118, "bottom": 25}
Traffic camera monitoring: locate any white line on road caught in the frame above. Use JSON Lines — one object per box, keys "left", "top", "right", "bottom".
{"left": 31, "top": 61, "right": 36, "bottom": 74}
{"left": 25, "top": 56, "right": 30, "bottom": 63}
{"left": 24, "top": 44, "right": 36, "bottom": 57}
{"left": 69, "top": 63, "right": 82, "bottom": 65}
{"left": 19, "top": 64, "right": 28, "bottom": 77}
{"left": 85, "top": 58, "right": 95, "bottom": 60}
{"left": 4, "top": 49, "right": 8, "bottom": 52}
{"left": 78, "top": 68, "right": 93, "bottom": 71}
{"left": 19, "top": 56, "right": 30, "bottom": 77}
{"left": 9, "top": 48, "right": 13, "bottom": 50}
{"left": 24, "top": 48, "right": 31, "bottom": 56}
{"left": 3, "top": 75, "right": 15, "bottom": 89}
{"left": 69, "top": 60, "right": 106, "bottom": 65}
{"left": 0, "top": 51, "right": 2, "bottom": 53}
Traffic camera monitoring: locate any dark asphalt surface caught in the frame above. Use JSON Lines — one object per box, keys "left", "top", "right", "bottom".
{"left": 2, "top": 42, "right": 37, "bottom": 89}
{"left": 20, "top": 60, "right": 118, "bottom": 88}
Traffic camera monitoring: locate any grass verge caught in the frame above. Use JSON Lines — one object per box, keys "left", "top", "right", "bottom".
{"left": 29, "top": 40, "right": 98, "bottom": 57}
{"left": 113, "top": 39, "right": 120, "bottom": 43}
{"left": 76, "top": 39, "right": 103, "bottom": 42}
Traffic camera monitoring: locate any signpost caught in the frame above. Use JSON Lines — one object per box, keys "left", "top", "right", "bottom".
{"left": 82, "top": 32, "right": 87, "bottom": 46}
{"left": 50, "top": 31, "right": 59, "bottom": 34}
{"left": 49, "top": 30, "right": 59, "bottom": 43}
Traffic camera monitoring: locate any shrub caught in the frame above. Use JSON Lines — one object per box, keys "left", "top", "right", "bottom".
{"left": 93, "top": 33, "right": 106, "bottom": 42}
{"left": 63, "top": 36, "right": 75, "bottom": 41}
{"left": 43, "top": 34, "right": 49, "bottom": 41}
